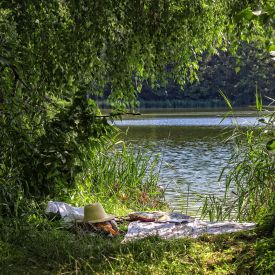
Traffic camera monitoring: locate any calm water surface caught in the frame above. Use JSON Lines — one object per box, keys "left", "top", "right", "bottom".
{"left": 115, "top": 116, "right": 257, "bottom": 127}
{"left": 114, "top": 115, "right": 259, "bottom": 215}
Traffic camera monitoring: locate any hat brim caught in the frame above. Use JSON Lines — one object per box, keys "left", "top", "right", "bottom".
{"left": 83, "top": 214, "right": 116, "bottom": 224}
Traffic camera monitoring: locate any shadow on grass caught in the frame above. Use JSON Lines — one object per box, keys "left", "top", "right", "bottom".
{"left": 1, "top": 224, "right": 261, "bottom": 274}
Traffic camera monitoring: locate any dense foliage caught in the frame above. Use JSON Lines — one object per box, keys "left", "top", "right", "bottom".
{"left": 0, "top": 2, "right": 274, "bottom": 274}
{"left": 136, "top": 44, "right": 275, "bottom": 108}
{"left": 0, "top": 0, "right": 274, "bottom": 215}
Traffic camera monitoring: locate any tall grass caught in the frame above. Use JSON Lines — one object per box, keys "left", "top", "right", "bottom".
{"left": 202, "top": 95, "right": 275, "bottom": 223}
{"left": 0, "top": 128, "right": 165, "bottom": 228}
{"left": 59, "top": 134, "right": 166, "bottom": 215}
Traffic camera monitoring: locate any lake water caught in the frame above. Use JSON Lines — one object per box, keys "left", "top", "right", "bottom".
{"left": 114, "top": 115, "right": 259, "bottom": 216}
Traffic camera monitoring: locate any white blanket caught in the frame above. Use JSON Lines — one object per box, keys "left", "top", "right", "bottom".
{"left": 123, "top": 220, "right": 255, "bottom": 242}
{"left": 46, "top": 201, "right": 255, "bottom": 241}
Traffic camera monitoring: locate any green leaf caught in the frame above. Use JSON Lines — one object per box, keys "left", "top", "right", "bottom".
{"left": 235, "top": 66, "right": 241, "bottom": 74}
{"left": 255, "top": 85, "right": 262, "bottom": 111}
{"left": 266, "top": 139, "right": 275, "bottom": 151}
{"left": 219, "top": 90, "right": 232, "bottom": 110}
{"left": 0, "top": 56, "right": 11, "bottom": 66}
{"left": 234, "top": 8, "right": 253, "bottom": 22}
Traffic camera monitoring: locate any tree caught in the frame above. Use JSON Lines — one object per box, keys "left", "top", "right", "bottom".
{"left": 0, "top": 0, "right": 273, "bottom": 214}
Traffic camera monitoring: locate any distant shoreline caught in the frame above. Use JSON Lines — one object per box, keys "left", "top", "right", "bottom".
{"left": 103, "top": 107, "right": 272, "bottom": 118}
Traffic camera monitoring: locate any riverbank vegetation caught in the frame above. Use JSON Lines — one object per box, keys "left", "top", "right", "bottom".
{"left": 1, "top": 0, "right": 273, "bottom": 216}
{"left": 1, "top": 0, "right": 274, "bottom": 274}
{"left": 202, "top": 98, "right": 275, "bottom": 223}
{"left": 58, "top": 136, "right": 165, "bottom": 215}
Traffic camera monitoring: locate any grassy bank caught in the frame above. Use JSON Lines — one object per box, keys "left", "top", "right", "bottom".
{"left": 1, "top": 218, "right": 274, "bottom": 274}
{"left": 1, "top": 124, "right": 274, "bottom": 274}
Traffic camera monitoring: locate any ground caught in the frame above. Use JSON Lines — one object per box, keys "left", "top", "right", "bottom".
{"left": 1, "top": 220, "right": 274, "bottom": 274}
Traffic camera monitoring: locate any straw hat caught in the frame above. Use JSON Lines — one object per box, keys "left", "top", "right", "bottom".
{"left": 83, "top": 203, "right": 115, "bottom": 223}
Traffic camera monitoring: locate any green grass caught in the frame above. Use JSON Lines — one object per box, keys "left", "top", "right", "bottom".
{"left": 58, "top": 141, "right": 166, "bottom": 216}
{"left": 1, "top": 218, "right": 274, "bottom": 275}
{"left": 1, "top": 111, "right": 274, "bottom": 274}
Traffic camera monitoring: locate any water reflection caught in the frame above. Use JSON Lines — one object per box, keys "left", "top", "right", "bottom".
{"left": 114, "top": 116, "right": 258, "bottom": 127}
{"left": 117, "top": 120, "right": 243, "bottom": 215}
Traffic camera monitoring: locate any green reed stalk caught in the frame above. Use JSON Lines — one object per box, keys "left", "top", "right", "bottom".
{"left": 201, "top": 95, "right": 275, "bottom": 222}
{"left": 60, "top": 134, "right": 165, "bottom": 214}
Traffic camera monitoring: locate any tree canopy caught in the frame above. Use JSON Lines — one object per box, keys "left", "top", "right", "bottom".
{"left": 0, "top": 0, "right": 274, "bottom": 212}
{"left": 1, "top": 1, "right": 273, "bottom": 106}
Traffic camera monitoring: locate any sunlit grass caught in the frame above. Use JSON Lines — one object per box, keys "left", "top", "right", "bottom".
{"left": 57, "top": 141, "right": 167, "bottom": 216}
{"left": 2, "top": 221, "right": 271, "bottom": 275}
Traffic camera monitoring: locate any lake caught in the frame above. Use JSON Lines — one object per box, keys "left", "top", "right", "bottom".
{"left": 114, "top": 113, "right": 259, "bottom": 216}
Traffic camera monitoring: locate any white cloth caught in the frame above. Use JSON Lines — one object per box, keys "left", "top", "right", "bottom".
{"left": 46, "top": 201, "right": 84, "bottom": 222}
{"left": 46, "top": 201, "right": 255, "bottom": 241}
{"left": 123, "top": 220, "right": 255, "bottom": 242}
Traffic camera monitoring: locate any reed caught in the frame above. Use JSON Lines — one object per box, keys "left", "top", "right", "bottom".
{"left": 201, "top": 94, "right": 275, "bottom": 224}
{"left": 59, "top": 133, "right": 166, "bottom": 215}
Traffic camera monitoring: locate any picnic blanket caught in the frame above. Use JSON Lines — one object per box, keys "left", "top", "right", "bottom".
{"left": 46, "top": 201, "right": 256, "bottom": 242}
{"left": 122, "top": 220, "right": 255, "bottom": 242}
